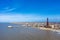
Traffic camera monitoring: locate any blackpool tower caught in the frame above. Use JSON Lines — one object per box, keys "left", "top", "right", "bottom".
{"left": 46, "top": 18, "right": 50, "bottom": 28}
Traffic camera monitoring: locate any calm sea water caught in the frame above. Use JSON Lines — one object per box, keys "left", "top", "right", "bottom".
{"left": 0, "top": 23, "right": 60, "bottom": 40}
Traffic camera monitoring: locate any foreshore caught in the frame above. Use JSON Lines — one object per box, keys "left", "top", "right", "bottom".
{"left": 35, "top": 27, "right": 60, "bottom": 32}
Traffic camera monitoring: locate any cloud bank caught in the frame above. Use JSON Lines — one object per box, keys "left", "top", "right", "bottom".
{"left": 0, "top": 13, "right": 60, "bottom": 22}
{"left": 0, "top": 14, "right": 46, "bottom": 22}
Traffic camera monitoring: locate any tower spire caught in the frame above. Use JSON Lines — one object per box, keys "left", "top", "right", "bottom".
{"left": 45, "top": 18, "right": 51, "bottom": 28}
{"left": 46, "top": 18, "right": 49, "bottom": 27}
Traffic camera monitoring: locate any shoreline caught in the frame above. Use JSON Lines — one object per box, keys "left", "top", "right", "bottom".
{"left": 32, "top": 27, "right": 60, "bottom": 32}
{"left": 12, "top": 23, "right": 60, "bottom": 33}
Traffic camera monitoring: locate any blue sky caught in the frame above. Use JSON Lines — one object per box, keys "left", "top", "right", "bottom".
{"left": 0, "top": 0, "right": 60, "bottom": 22}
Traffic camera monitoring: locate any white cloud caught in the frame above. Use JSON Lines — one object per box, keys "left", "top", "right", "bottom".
{"left": 0, "top": 14, "right": 60, "bottom": 22}
{"left": 0, "top": 13, "right": 60, "bottom": 22}
{"left": 1, "top": 7, "right": 16, "bottom": 13}
{"left": 6, "top": 8, "right": 16, "bottom": 12}
{"left": 0, "top": 14, "right": 45, "bottom": 22}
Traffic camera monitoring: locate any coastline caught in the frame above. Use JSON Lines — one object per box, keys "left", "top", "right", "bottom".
{"left": 36, "top": 27, "right": 60, "bottom": 32}
{"left": 12, "top": 22, "right": 60, "bottom": 33}
{"left": 33, "top": 27, "right": 60, "bottom": 33}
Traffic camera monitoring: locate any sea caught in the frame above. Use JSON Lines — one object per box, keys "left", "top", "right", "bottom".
{"left": 0, "top": 22, "right": 60, "bottom": 40}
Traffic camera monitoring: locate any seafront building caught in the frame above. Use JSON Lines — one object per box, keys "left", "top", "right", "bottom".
{"left": 13, "top": 18, "right": 60, "bottom": 29}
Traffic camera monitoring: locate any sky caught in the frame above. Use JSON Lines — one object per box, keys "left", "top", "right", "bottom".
{"left": 0, "top": 0, "right": 60, "bottom": 22}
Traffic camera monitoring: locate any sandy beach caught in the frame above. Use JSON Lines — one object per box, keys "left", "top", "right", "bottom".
{"left": 36, "top": 27, "right": 60, "bottom": 33}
